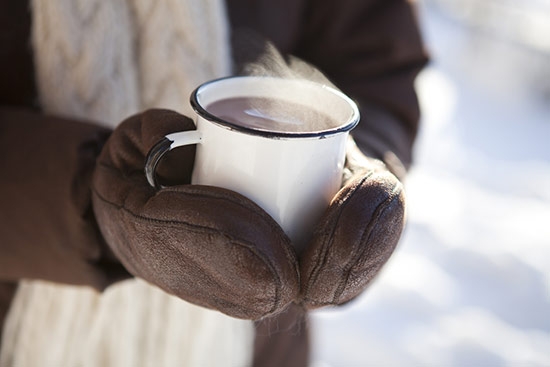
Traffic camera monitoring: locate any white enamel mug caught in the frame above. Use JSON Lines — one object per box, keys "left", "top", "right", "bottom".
{"left": 145, "top": 76, "right": 359, "bottom": 252}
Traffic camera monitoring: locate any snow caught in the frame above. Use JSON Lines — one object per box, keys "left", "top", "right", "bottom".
{"left": 310, "top": 1, "right": 550, "bottom": 366}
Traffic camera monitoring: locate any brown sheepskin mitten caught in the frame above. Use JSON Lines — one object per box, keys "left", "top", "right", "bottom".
{"left": 91, "top": 109, "right": 299, "bottom": 320}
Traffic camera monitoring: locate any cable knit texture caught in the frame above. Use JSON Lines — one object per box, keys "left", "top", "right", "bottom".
{"left": 1, "top": 1, "right": 255, "bottom": 366}
{"left": 32, "top": 0, "right": 230, "bottom": 126}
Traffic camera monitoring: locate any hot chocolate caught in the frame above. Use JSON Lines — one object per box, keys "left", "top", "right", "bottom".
{"left": 206, "top": 96, "right": 338, "bottom": 134}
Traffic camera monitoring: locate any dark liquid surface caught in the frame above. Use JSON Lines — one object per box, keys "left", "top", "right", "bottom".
{"left": 205, "top": 97, "right": 338, "bottom": 133}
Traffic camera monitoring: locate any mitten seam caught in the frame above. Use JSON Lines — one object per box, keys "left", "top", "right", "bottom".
{"left": 331, "top": 181, "right": 403, "bottom": 304}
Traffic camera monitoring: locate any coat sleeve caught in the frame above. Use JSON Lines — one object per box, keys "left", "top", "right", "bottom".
{"left": 0, "top": 107, "right": 131, "bottom": 289}
{"left": 291, "top": 0, "right": 428, "bottom": 176}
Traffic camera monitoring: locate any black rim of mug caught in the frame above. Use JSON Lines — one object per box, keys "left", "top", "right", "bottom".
{"left": 190, "top": 76, "right": 360, "bottom": 140}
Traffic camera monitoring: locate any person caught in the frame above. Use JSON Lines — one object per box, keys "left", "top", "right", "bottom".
{"left": 0, "top": 0, "right": 427, "bottom": 365}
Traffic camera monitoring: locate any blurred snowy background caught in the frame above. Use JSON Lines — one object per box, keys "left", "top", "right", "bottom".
{"left": 311, "top": 0, "right": 550, "bottom": 366}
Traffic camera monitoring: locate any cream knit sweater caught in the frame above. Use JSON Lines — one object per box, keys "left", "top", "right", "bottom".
{"left": 0, "top": 0, "right": 254, "bottom": 366}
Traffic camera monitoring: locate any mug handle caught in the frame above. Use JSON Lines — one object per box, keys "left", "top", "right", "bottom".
{"left": 145, "top": 130, "right": 202, "bottom": 189}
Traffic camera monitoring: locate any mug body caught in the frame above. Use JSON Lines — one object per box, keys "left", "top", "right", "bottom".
{"left": 191, "top": 76, "right": 359, "bottom": 251}
{"left": 192, "top": 119, "right": 348, "bottom": 250}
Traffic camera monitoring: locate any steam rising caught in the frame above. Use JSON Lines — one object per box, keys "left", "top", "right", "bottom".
{"left": 232, "top": 29, "right": 337, "bottom": 88}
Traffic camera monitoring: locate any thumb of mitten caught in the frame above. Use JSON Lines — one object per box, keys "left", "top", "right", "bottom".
{"left": 300, "top": 139, "right": 405, "bottom": 308}
{"left": 92, "top": 109, "right": 299, "bottom": 319}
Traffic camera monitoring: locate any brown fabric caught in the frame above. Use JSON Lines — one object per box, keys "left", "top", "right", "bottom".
{"left": 252, "top": 304, "right": 310, "bottom": 367}
{"left": 0, "top": 107, "right": 130, "bottom": 288}
{"left": 91, "top": 109, "right": 300, "bottom": 320}
{"left": 0, "top": 282, "right": 17, "bottom": 347}
{"left": 0, "top": 1, "right": 36, "bottom": 108}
